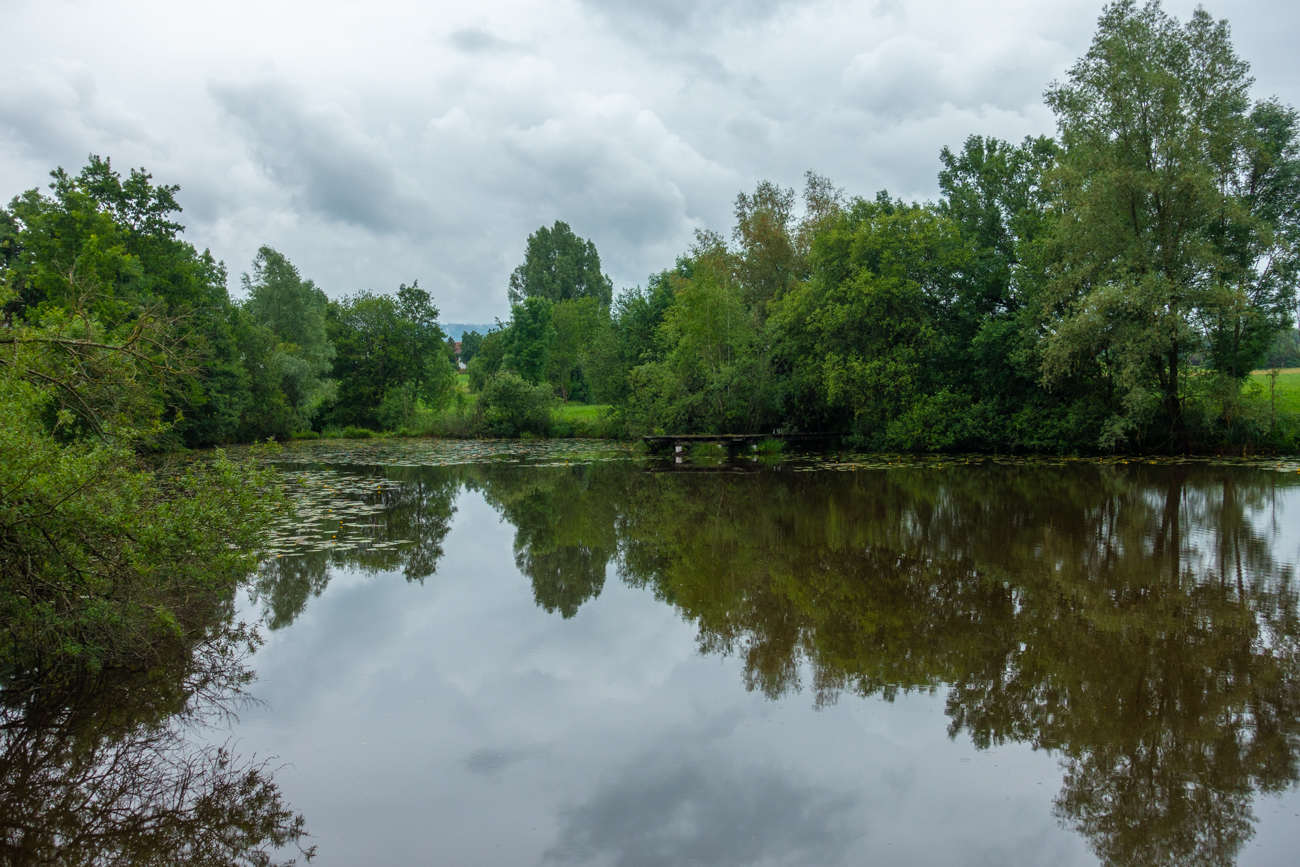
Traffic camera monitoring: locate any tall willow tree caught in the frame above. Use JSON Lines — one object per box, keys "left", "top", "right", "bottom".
{"left": 1040, "top": 0, "right": 1300, "bottom": 448}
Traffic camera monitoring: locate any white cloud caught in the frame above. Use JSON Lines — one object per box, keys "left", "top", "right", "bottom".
{"left": 1, "top": 0, "right": 1296, "bottom": 320}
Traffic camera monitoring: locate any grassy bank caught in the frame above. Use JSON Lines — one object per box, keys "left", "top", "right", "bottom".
{"left": 291, "top": 398, "right": 622, "bottom": 440}
{"left": 1249, "top": 369, "right": 1300, "bottom": 416}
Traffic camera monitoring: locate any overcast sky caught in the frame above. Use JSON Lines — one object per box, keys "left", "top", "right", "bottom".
{"left": 2, "top": 0, "right": 1297, "bottom": 321}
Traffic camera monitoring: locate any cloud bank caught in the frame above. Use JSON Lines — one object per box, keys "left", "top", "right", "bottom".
{"left": 2, "top": 0, "right": 1296, "bottom": 320}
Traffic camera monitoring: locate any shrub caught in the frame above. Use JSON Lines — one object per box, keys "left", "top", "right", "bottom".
{"left": 290, "top": 430, "right": 321, "bottom": 440}
{"left": 378, "top": 382, "right": 419, "bottom": 431}
{"left": 341, "top": 425, "right": 375, "bottom": 439}
{"left": 690, "top": 442, "right": 727, "bottom": 460}
{"left": 480, "top": 371, "right": 556, "bottom": 437}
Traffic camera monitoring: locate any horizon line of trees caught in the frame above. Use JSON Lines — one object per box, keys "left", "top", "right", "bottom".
{"left": 4, "top": 0, "right": 1299, "bottom": 453}
{"left": 0, "top": 159, "right": 460, "bottom": 446}
{"left": 472, "top": 0, "right": 1300, "bottom": 453}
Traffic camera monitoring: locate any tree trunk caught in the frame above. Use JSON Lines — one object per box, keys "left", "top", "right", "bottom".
{"left": 1164, "top": 347, "right": 1187, "bottom": 450}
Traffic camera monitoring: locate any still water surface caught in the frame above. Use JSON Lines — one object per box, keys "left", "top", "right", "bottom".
{"left": 20, "top": 444, "right": 1289, "bottom": 863}
{"left": 245, "top": 444, "right": 1300, "bottom": 863}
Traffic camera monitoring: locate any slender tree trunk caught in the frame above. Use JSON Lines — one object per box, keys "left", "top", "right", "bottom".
{"left": 1164, "top": 346, "right": 1187, "bottom": 450}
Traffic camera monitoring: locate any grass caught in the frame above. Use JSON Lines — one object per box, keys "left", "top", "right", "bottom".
{"left": 690, "top": 442, "right": 728, "bottom": 460}
{"left": 552, "top": 402, "right": 620, "bottom": 438}
{"left": 556, "top": 403, "right": 611, "bottom": 422}
{"left": 1248, "top": 369, "right": 1300, "bottom": 415}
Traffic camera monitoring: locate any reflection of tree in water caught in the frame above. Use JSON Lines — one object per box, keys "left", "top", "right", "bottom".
{"left": 473, "top": 464, "right": 623, "bottom": 618}
{"left": 251, "top": 464, "right": 462, "bottom": 629}
{"left": 241, "top": 455, "right": 1300, "bottom": 865}
{"left": 249, "top": 461, "right": 625, "bottom": 626}
{"left": 485, "top": 461, "right": 1300, "bottom": 867}
{"left": 0, "top": 622, "right": 311, "bottom": 866}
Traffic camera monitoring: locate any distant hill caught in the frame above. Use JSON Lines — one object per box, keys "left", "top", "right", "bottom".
{"left": 440, "top": 323, "right": 498, "bottom": 341}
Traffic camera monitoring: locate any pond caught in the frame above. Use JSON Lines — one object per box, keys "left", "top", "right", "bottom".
{"left": 14, "top": 440, "right": 1300, "bottom": 866}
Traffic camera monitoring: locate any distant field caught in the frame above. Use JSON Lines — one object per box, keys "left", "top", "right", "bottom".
{"left": 1248, "top": 369, "right": 1300, "bottom": 414}
{"left": 556, "top": 403, "right": 612, "bottom": 422}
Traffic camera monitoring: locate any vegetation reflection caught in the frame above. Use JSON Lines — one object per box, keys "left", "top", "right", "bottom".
{"left": 504, "top": 461, "right": 1300, "bottom": 867}
{"left": 0, "top": 619, "right": 312, "bottom": 866}
{"left": 250, "top": 457, "right": 1300, "bottom": 865}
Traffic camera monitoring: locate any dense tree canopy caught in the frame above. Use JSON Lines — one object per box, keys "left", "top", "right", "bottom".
{"left": 1040, "top": 0, "right": 1300, "bottom": 448}
{"left": 325, "top": 283, "right": 456, "bottom": 430}
{"left": 507, "top": 220, "right": 613, "bottom": 307}
{"left": 514, "top": 0, "right": 1298, "bottom": 453}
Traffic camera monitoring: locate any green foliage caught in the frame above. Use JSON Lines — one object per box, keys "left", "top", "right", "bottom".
{"left": 500, "top": 296, "right": 555, "bottom": 385}
{"left": 597, "top": 1, "right": 1300, "bottom": 454}
{"left": 325, "top": 284, "right": 456, "bottom": 429}
{"left": 466, "top": 328, "right": 506, "bottom": 392}
{"left": 0, "top": 157, "right": 257, "bottom": 447}
{"left": 547, "top": 297, "right": 605, "bottom": 401}
{"left": 508, "top": 220, "right": 613, "bottom": 306}
{"left": 1040, "top": 0, "right": 1299, "bottom": 448}
{"left": 240, "top": 246, "right": 335, "bottom": 436}
{"left": 0, "top": 283, "right": 281, "bottom": 678}
{"left": 340, "top": 425, "right": 375, "bottom": 439}
{"left": 459, "top": 329, "right": 483, "bottom": 363}
{"left": 480, "top": 370, "right": 556, "bottom": 436}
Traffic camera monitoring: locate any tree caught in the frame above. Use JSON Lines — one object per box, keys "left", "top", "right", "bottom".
{"left": 501, "top": 296, "right": 555, "bottom": 385}
{"left": 1040, "top": 0, "right": 1300, "bottom": 448}
{"left": 2, "top": 157, "right": 259, "bottom": 447}
{"left": 459, "top": 329, "right": 484, "bottom": 364}
{"left": 326, "top": 289, "right": 456, "bottom": 429}
{"left": 466, "top": 328, "right": 507, "bottom": 392}
{"left": 546, "top": 297, "right": 606, "bottom": 401}
{"left": 0, "top": 281, "right": 281, "bottom": 676}
{"left": 733, "top": 180, "right": 798, "bottom": 313}
{"left": 241, "top": 247, "right": 335, "bottom": 434}
{"left": 769, "top": 197, "right": 969, "bottom": 448}
{"left": 480, "top": 370, "right": 556, "bottom": 436}
{"left": 507, "top": 221, "right": 613, "bottom": 306}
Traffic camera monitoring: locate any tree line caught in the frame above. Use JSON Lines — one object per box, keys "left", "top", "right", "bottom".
{"left": 0, "top": 160, "right": 459, "bottom": 445}
{"left": 4, "top": 0, "right": 1298, "bottom": 454}
{"left": 472, "top": 0, "right": 1300, "bottom": 452}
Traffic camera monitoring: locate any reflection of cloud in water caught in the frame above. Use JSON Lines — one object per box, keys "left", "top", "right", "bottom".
{"left": 545, "top": 753, "right": 859, "bottom": 867}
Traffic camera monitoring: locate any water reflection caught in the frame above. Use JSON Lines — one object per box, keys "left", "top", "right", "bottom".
{"left": 0, "top": 621, "right": 312, "bottom": 865}
{"left": 252, "top": 455, "right": 1300, "bottom": 866}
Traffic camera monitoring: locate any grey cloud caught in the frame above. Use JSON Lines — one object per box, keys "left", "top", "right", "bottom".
{"left": 840, "top": 35, "right": 1061, "bottom": 122}
{"left": 544, "top": 751, "right": 860, "bottom": 867}
{"left": 449, "top": 27, "right": 525, "bottom": 54}
{"left": 0, "top": 63, "right": 152, "bottom": 169}
{"left": 578, "top": 0, "right": 797, "bottom": 35}
{"left": 4, "top": 0, "right": 1296, "bottom": 322}
{"left": 464, "top": 746, "right": 540, "bottom": 775}
{"left": 210, "top": 82, "right": 420, "bottom": 234}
